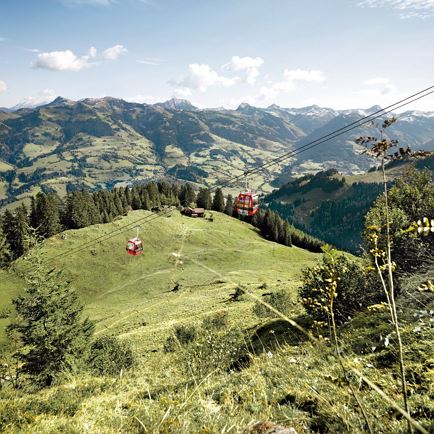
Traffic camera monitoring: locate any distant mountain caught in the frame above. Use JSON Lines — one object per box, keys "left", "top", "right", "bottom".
{"left": 0, "top": 96, "right": 302, "bottom": 207}
{"left": 266, "top": 104, "right": 338, "bottom": 135}
{"left": 154, "top": 98, "right": 198, "bottom": 111}
{"left": 8, "top": 98, "right": 56, "bottom": 111}
{"left": 1, "top": 96, "right": 433, "bottom": 208}
{"left": 274, "top": 108, "right": 434, "bottom": 178}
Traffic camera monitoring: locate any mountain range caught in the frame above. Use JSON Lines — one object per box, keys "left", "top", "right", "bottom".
{"left": 0, "top": 96, "right": 433, "bottom": 207}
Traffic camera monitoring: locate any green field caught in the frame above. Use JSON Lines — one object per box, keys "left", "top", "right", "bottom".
{"left": 1, "top": 211, "right": 432, "bottom": 433}
{"left": 2, "top": 211, "right": 319, "bottom": 346}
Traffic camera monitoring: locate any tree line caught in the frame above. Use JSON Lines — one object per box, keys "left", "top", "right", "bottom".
{"left": 0, "top": 180, "right": 324, "bottom": 266}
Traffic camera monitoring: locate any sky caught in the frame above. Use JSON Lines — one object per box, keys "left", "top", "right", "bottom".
{"left": 0, "top": 0, "right": 433, "bottom": 110}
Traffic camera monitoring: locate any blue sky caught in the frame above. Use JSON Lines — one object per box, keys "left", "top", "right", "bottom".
{"left": 0, "top": 0, "right": 433, "bottom": 110}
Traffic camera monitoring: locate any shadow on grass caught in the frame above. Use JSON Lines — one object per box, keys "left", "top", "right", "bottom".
{"left": 249, "top": 316, "right": 312, "bottom": 355}
{"left": 230, "top": 316, "right": 312, "bottom": 372}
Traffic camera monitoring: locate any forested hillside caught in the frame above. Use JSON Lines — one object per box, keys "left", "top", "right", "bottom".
{"left": 267, "top": 153, "right": 434, "bottom": 252}
{"left": 0, "top": 180, "right": 324, "bottom": 269}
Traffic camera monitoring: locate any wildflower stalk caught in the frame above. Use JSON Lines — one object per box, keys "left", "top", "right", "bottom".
{"left": 357, "top": 118, "right": 413, "bottom": 433}
{"left": 327, "top": 264, "right": 373, "bottom": 434}
{"left": 381, "top": 156, "right": 411, "bottom": 431}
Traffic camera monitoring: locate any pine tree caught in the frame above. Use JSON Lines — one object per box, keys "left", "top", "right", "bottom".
{"left": 0, "top": 217, "right": 11, "bottom": 267}
{"left": 8, "top": 241, "right": 94, "bottom": 386}
{"left": 3, "top": 205, "right": 29, "bottom": 259}
{"left": 34, "top": 193, "right": 62, "bottom": 238}
{"left": 117, "top": 188, "right": 129, "bottom": 214}
{"left": 124, "top": 186, "right": 132, "bottom": 207}
{"left": 113, "top": 193, "right": 124, "bottom": 216}
{"left": 179, "top": 183, "right": 196, "bottom": 207}
{"left": 224, "top": 194, "right": 234, "bottom": 216}
{"left": 271, "top": 212, "right": 280, "bottom": 242}
{"left": 101, "top": 210, "right": 111, "bottom": 223}
{"left": 232, "top": 196, "right": 240, "bottom": 218}
{"left": 283, "top": 221, "right": 292, "bottom": 246}
{"left": 131, "top": 191, "right": 142, "bottom": 210}
{"left": 196, "top": 188, "right": 212, "bottom": 209}
{"left": 30, "top": 196, "right": 38, "bottom": 229}
{"left": 158, "top": 180, "right": 171, "bottom": 197}
{"left": 65, "top": 191, "right": 100, "bottom": 229}
{"left": 142, "top": 190, "right": 151, "bottom": 210}
{"left": 212, "top": 188, "right": 225, "bottom": 212}
{"left": 146, "top": 182, "right": 160, "bottom": 207}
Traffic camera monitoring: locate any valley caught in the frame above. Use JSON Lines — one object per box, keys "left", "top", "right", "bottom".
{"left": 1, "top": 97, "right": 434, "bottom": 210}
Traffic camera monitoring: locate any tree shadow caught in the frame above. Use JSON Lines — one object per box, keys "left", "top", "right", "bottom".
{"left": 248, "top": 316, "right": 311, "bottom": 356}
{"left": 230, "top": 315, "right": 312, "bottom": 372}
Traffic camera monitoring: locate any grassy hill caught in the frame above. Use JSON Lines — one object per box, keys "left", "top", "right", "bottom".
{"left": 0, "top": 210, "right": 319, "bottom": 347}
{"left": 0, "top": 211, "right": 433, "bottom": 433}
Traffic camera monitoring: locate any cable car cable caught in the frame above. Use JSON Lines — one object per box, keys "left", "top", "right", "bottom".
{"left": 46, "top": 86, "right": 434, "bottom": 263}
{"left": 42, "top": 86, "right": 434, "bottom": 264}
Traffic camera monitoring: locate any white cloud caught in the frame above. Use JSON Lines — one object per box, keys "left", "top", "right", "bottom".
{"left": 223, "top": 55, "right": 264, "bottom": 85}
{"left": 137, "top": 57, "right": 166, "bottom": 66}
{"left": 252, "top": 69, "right": 326, "bottom": 101}
{"left": 32, "top": 44, "right": 126, "bottom": 71}
{"left": 173, "top": 87, "right": 192, "bottom": 98}
{"left": 33, "top": 49, "right": 93, "bottom": 71}
{"left": 88, "top": 46, "right": 97, "bottom": 58}
{"left": 102, "top": 44, "right": 127, "bottom": 60}
{"left": 362, "top": 77, "right": 397, "bottom": 95}
{"left": 14, "top": 89, "right": 56, "bottom": 108}
{"left": 0, "top": 80, "right": 7, "bottom": 92}
{"left": 358, "top": 0, "right": 434, "bottom": 18}
{"left": 172, "top": 63, "right": 238, "bottom": 92}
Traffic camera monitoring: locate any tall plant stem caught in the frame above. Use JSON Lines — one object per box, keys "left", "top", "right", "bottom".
{"left": 381, "top": 157, "right": 412, "bottom": 433}
{"left": 329, "top": 283, "right": 373, "bottom": 434}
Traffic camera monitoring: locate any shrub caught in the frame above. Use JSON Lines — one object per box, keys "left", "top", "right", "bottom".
{"left": 173, "top": 324, "right": 197, "bottom": 344}
{"left": 299, "top": 249, "right": 383, "bottom": 325}
{"left": 202, "top": 310, "right": 228, "bottom": 330}
{"left": 163, "top": 324, "right": 197, "bottom": 353}
{"left": 229, "top": 286, "right": 245, "bottom": 302}
{"left": 364, "top": 168, "right": 434, "bottom": 274}
{"left": 87, "top": 336, "right": 135, "bottom": 376}
{"left": 253, "top": 290, "right": 294, "bottom": 319}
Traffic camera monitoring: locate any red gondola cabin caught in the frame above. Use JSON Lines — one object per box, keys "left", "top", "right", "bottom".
{"left": 235, "top": 191, "right": 260, "bottom": 217}
{"left": 127, "top": 237, "right": 143, "bottom": 256}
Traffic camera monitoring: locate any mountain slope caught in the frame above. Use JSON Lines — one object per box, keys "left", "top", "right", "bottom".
{"left": 273, "top": 108, "right": 434, "bottom": 177}
{"left": 1, "top": 210, "right": 319, "bottom": 345}
{"left": 1, "top": 210, "right": 433, "bottom": 433}
{"left": 0, "top": 98, "right": 304, "bottom": 207}
{"left": 266, "top": 104, "right": 338, "bottom": 135}
{"left": 1, "top": 98, "right": 433, "bottom": 208}
{"left": 267, "top": 153, "right": 434, "bottom": 252}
